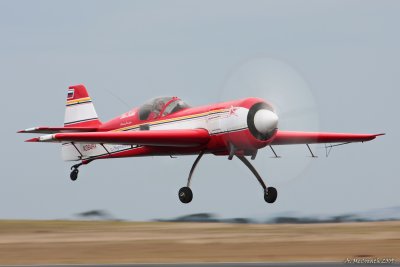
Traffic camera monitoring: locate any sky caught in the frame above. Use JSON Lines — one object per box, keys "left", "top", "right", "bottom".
{"left": 0, "top": 0, "right": 399, "bottom": 221}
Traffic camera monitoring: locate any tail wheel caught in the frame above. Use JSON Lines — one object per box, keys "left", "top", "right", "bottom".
{"left": 70, "top": 169, "right": 79, "bottom": 181}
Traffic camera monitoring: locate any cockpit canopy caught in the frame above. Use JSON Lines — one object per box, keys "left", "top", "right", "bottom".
{"left": 138, "top": 97, "right": 191, "bottom": 120}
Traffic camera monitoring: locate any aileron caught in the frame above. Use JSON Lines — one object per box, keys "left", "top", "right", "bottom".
{"left": 271, "top": 131, "right": 384, "bottom": 145}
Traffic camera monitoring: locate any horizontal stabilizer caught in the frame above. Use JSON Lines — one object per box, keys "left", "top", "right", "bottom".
{"left": 271, "top": 131, "right": 385, "bottom": 145}
{"left": 18, "top": 126, "right": 98, "bottom": 134}
{"left": 25, "top": 129, "right": 210, "bottom": 147}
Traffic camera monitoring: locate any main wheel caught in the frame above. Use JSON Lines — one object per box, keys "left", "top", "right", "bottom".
{"left": 264, "top": 187, "right": 277, "bottom": 203}
{"left": 178, "top": 187, "right": 193, "bottom": 204}
{"left": 70, "top": 169, "right": 79, "bottom": 181}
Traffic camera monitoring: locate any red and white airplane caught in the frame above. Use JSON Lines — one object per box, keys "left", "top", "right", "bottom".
{"left": 19, "top": 84, "right": 383, "bottom": 204}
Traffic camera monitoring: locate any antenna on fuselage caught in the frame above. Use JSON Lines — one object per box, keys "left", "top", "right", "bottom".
{"left": 104, "top": 88, "right": 130, "bottom": 109}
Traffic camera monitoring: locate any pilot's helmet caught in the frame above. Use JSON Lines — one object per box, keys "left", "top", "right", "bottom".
{"left": 153, "top": 100, "right": 164, "bottom": 111}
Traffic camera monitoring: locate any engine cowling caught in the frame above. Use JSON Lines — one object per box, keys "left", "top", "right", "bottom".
{"left": 247, "top": 102, "right": 278, "bottom": 141}
{"left": 217, "top": 100, "right": 279, "bottom": 153}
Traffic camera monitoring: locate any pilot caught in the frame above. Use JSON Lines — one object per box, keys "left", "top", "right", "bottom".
{"left": 148, "top": 100, "right": 164, "bottom": 120}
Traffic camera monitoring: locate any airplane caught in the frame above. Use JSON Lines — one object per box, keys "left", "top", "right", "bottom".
{"left": 18, "top": 84, "right": 384, "bottom": 204}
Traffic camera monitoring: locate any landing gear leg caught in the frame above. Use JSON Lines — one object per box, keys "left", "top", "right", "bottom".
{"left": 179, "top": 151, "right": 205, "bottom": 204}
{"left": 236, "top": 155, "right": 277, "bottom": 203}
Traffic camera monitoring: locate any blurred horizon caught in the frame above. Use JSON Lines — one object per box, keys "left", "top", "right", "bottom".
{"left": 4, "top": 204, "right": 397, "bottom": 224}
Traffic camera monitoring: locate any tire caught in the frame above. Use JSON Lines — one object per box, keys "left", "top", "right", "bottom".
{"left": 264, "top": 187, "right": 277, "bottom": 203}
{"left": 178, "top": 187, "right": 193, "bottom": 204}
{"left": 70, "top": 169, "right": 79, "bottom": 181}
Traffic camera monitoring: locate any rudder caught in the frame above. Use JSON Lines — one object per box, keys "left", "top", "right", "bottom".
{"left": 64, "top": 84, "right": 101, "bottom": 127}
{"left": 62, "top": 84, "right": 101, "bottom": 161}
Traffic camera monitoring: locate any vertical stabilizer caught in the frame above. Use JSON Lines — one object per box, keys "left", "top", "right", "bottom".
{"left": 62, "top": 84, "right": 101, "bottom": 161}
{"left": 64, "top": 84, "right": 101, "bottom": 127}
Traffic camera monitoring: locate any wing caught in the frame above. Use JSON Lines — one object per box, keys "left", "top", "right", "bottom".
{"left": 25, "top": 129, "right": 210, "bottom": 147}
{"left": 18, "top": 126, "right": 98, "bottom": 134}
{"left": 271, "top": 130, "right": 384, "bottom": 145}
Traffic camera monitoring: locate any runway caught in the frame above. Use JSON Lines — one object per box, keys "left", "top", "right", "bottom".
{"left": 1, "top": 262, "right": 399, "bottom": 267}
{"left": 1, "top": 221, "right": 398, "bottom": 265}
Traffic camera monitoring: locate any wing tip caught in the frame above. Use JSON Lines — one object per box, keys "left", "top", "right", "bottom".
{"left": 367, "top": 133, "right": 385, "bottom": 141}
{"left": 372, "top": 133, "right": 385, "bottom": 139}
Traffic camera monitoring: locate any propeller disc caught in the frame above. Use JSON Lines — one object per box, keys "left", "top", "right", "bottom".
{"left": 219, "top": 57, "right": 320, "bottom": 185}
